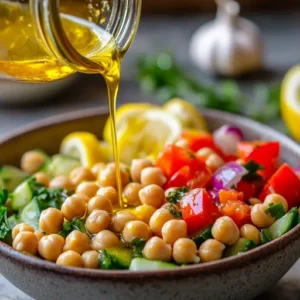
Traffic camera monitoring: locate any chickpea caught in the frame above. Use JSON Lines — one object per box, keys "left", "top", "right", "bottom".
{"left": 123, "top": 183, "right": 143, "bottom": 206}
{"left": 173, "top": 238, "right": 199, "bottom": 264}
{"left": 33, "top": 172, "right": 49, "bottom": 187}
{"left": 134, "top": 204, "right": 156, "bottom": 224}
{"left": 91, "top": 230, "right": 120, "bottom": 251}
{"left": 56, "top": 250, "right": 83, "bottom": 268}
{"left": 139, "top": 184, "right": 165, "bottom": 208}
{"left": 235, "top": 159, "right": 245, "bottom": 165}
{"left": 39, "top": 208, "right": 64, "bottom": 234}
{"left": 110, "top": 211, "right": 138, "bottom": 233}
{"left": 197, "top": 147, "right": 215, "bottom": 159}
{"left": 21, "top": 150, "right": 46, "bottom": 174}
{"left": 205, "top": 153, "right": 225, "bottom": 171}
{"left": 240, "top": 224, "right": 261, "bottom": 245}
{"left": 38, "top": 234, "right": 65, "bottom": 262}
{"left": 122, "top": 221, "right": 152, "bottom": 243}
{"left": 76, "top": 181, "right": 99, "bottom": 199}
{"left": 212, "top": 216, "right": 240, "bottom": 245}
{"left": 34, "top": 230, "right": 44, "bottom": 242}
{"left": 251, "top": 204, "right": 275, "bottom": 228}
{"left": 12, "top": 223, "right": 34, "bottom": 240}
{"left": 63, "top": 230, "right": 91, "bottom": 254}
{"left": 70, "top": 167, "right": 94, "bottom": 186}
{"left": 87, "top": 195, "right": 113, "bottom": 215}
{"left": 143, "top": 237, "right": 172, "bottom": 262}
{"left": 264, "top": 193, "right": 288, "bottom": 212}
{"left": 98, "top": 164, "right": 129, "bottom": 188}
{"left": 85, "top": 210, "right": 110, "bottom": 234}
{"left": 97, "top": 186, "right": 118, "bottom": 206}
{"left": 49, "top": 176, "right": 75, "bottom": 192}
{"left": 140, "top": 167, "right": 167, "bottom": 187}
{"left": 162, "top": 219, "right": 187, "bottom": 245}
{"left": 91, "top": 162, "right": 106, "bottom": 178}
{"left": 199, "top": 239, "right": 225, "bottom": 263}
{"left": 130, "top": 158, "right": 154, "bottom": 182}
{"left": 61, "top": 194, "right": 87, "bottom": 221}
{"left": 82, "top": 250, "right": 100, "bottom": 269}
{"left": 12, "top": 232, "right": 38, "bottom": 255}
{"left": 248, "top": 198, "right": 262, "bottom": 206}
{"left": 175, "top": 139, "right": 189, "bottom": 149}
{"left": 149, "top": 208, "right": 175, "bottom": 237}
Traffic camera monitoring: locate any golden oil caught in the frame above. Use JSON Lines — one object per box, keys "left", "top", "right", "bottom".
{"left": 0, "top": 1, "right": 124, "bottom": 207}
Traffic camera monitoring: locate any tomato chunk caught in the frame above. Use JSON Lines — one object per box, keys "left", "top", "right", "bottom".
{"left": 165, "top": 166, "right": 212, "bottom": 190}
{"left": 236, "top": 180, "right": 258, "bottom": 200}
{"left": 219, "top": 190, "right": 244, "bottom": 204}
{"left": 259, "top": 163, "right": 300, "bottom": 208}
{"left": 220, "top": 200, "right": 251, "bottom": 227}
{"left": 181, "top": 130, "right": 217, "bottom": 152}
{"left": 237, "top": 141, "right": 280, "bottom": 179}
{"left": 180, "top": 188, "right": 219, "bottom": 233}
{"left": 156, "top": 144, "right": 205, "bottom": 179}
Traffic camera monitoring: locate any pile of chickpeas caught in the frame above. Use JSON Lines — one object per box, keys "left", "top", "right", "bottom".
{"left": 9, "top": 149, "right": 291, "bottom": 268}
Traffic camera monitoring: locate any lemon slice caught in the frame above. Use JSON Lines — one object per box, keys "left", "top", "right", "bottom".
{"left": 281, "top": 65, "right": 300, "bottom": 141}
{"left": 163, "top": 98, "right": 208, "bottom": 131}
{"left": 117, "top": 109, "right": 182, "bottom": 164}
{"left": 103, "top": 103, "right": 154, "bottom": 143}
{"left": 60, "top": 132, "right": 104, "bottom": 168}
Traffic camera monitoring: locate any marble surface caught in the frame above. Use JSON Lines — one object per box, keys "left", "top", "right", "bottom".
{"left": 0, "top": 12, "right": 300, "bottom": 299}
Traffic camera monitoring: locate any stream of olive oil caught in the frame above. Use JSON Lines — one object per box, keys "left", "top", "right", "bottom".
{"left": 0, "top": 2, "right": 124, "bottom": 208}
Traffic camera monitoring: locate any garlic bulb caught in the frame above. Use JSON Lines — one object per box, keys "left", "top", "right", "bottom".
{"left": 190, "top": 0, "right": 264, "bottom": 77}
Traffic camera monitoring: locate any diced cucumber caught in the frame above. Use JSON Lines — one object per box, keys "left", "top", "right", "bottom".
{"left": 191, "top": 227, "right": 212, "bottom": 248}
{"left": 11, "top": 180, "right": 34, "bottom": 210}
{"left": 129, "top": 258, "right": 177, "bottom": 271}
{"left": 100, "top": 248, "right": 133, "bottom": 270}
{"left": 41, "top": 154, "right": 80, "bottom": 178}
{"left": 19, "top": 199, "right": 40, "bottom": 229}
{"left": 223, "top": 238, "right": 256, "bottom": 257}
{"left": 0, "top": 166, "right": 28, "bottom": 192}
{"left": 261, "top": 208, "right": 299, "bottom": 244}
{"left": 7, "top": 215, "right": 19, "bottom": 228}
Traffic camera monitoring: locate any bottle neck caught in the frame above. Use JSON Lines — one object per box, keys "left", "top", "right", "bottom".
{"left": 30, "top": 0, "right": 141, "bottom": 73}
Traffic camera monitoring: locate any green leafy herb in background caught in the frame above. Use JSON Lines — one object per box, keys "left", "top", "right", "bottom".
{"left": 137, "top": 52, "right": 283, "bottom": 126}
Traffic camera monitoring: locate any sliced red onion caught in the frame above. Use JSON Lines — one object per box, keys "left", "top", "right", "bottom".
{"left": 208, "top": 189, "right": 220, "bottom": 205}
{"left": 212, "top": 162, "right": 248, "bottom": 191}
{"left": 293, "top": 167, "right": 300, "bottom": 177}
{"left": 213, "top": 125, "right": 244, "bottom": 155}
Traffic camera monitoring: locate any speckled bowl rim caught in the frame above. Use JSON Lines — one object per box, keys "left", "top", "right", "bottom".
{"left": 0, "top": 107, "right": 299, "bottom": 281}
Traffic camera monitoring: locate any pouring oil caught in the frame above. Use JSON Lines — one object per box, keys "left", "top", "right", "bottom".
{"left": 0, "top": 1, "right": 124, "bottom": 207}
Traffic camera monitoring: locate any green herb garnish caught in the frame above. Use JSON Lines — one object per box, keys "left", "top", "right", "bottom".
{"left": 265, "top": 203, "right": 286, "bottom": 220}
{"left": 0, "top": 188, "right": 8, "bottom": 206}
{"left": 166, "top": 187, "right": 188, "bottom": 204}
{"left": 59, "top": 218, "right": 88, "bottom": 238}
{"left": 0, "top": 207, "right": 12, "bottom": 244}
{"left": 131, "top": 237, "right": 146, "bottom": 258}
{"left": 243, "top": 160, "right": 264, "bottom": 181}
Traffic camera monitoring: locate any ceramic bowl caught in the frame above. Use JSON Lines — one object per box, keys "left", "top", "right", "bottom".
{"left": 0, "top": 108, "right": 299, "bottom": 300}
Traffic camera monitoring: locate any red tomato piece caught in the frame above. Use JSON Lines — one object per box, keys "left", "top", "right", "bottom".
{"left": 236, "top": 180, "right": 258, "bottom": 200}
{"left": 180, "top": 188, "right": 219, "bottom": 233}
{"left": 220, "top": 200, "right": 251, "bottom": 227}
{"left": 156, "top": 144, "right": 205, "bottom": 179}
{"left": 259, "top": 163, "right": 300, "bottom": 208}
{"left": 237, "top": 141, "right": 280, "bottom": 179}
{"left": 219, "top": 190, "right": 244, "bottom": 204}
{"left": 165, "top": 166, "right": 212, "bottom": 190}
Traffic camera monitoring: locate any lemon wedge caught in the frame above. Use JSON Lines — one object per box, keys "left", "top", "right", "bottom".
{"left": 117, "top": 109, "right": 183, "bottom": 164}
{"left": 163, "top": 98, "right": 208, "bottom": 131}
{"left": 103, "top": 103, "right": 154, "bottom": 143}
{"left": 60, "top": 132, "right": 104, "bottom": 168}
{"left": 281, "top": 65, "right": 300, "bottom": 141}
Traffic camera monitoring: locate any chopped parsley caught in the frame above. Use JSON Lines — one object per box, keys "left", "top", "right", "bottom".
{"left": 131, "top": 237, "right": 146, "bottom": 258}
{"left": 243, "top": 160, "right": 264, "bottom": 181}
{"left": 166, "top": 187, "right": 188, "bottom": 204}
{"left": 59, "top": 218, "right": 88, "bottom": 238}
{"left": 265, "top": 203, "right": 286, "bottom": 220}
{"left": 0, "top": 207, "right": 12, "bottom": 244}
{"left": 165, "top": 203, "right": 182, "bottom": 219}
{"left": 0, "top": 188, "right": 8, "bottom": 206}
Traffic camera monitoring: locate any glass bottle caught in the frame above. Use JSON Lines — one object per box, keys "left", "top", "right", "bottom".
{"left": 0, "top": 0, "right": 141, "bottom": 82}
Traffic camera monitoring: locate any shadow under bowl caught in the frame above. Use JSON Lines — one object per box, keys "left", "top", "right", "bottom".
{"left": 0, "top": 107, "right": 299, "bottom": 300}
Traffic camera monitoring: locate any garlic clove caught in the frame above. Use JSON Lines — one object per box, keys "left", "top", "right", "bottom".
{"left": 190, "top": 0, "right": 264, "bottom": 77}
